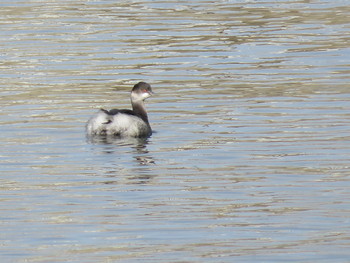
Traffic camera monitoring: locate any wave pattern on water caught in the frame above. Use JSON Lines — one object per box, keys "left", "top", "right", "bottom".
{"left": 1, "top": 1, "right": 350, "bottom": 262}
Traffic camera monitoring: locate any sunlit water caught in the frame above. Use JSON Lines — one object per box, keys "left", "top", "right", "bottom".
{"left": 1, "top": 0, "right": 350, "bottom": 262}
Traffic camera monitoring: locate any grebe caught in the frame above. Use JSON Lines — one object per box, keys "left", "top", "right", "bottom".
{"left": 86, "top": 82, "right": 154, "bottom": 138}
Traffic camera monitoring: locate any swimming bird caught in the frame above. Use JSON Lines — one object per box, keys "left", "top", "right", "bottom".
{"left": 86, "top": 82, "right": 154, "bottom": 138}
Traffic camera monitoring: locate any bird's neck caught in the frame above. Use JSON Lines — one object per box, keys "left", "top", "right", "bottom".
{"left": 131, "top": 100, "right": 149, "bottom": 125}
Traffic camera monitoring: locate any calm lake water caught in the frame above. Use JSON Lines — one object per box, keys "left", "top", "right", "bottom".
{"left": 1, "top": 0, "right": 350, "bottom": 262}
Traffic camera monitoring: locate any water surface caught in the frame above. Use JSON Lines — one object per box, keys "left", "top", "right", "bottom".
{"left": 1, "top": 0, "right": 350, "bottom": 262}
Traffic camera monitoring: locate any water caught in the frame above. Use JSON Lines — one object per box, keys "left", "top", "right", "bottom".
{"left": 1, "top": 0, "right": 350, "bottom": 262}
